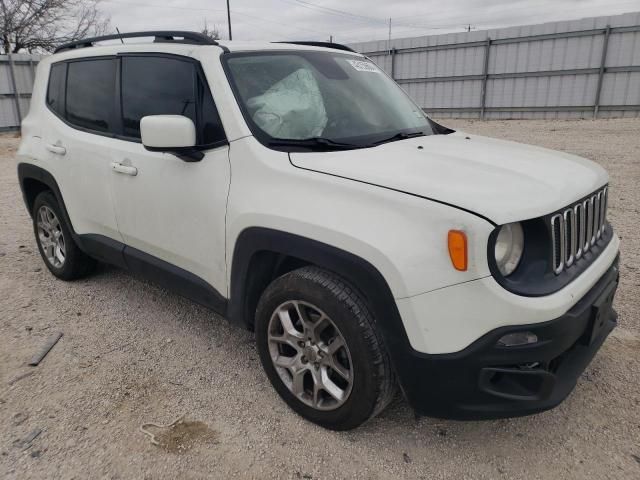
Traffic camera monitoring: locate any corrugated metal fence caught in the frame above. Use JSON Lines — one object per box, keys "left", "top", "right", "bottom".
{"left": 0, "top": 53, "right": 41, "bottom": 131}
{"left": 351, "top": 12, "right": 640, "bottom": 119}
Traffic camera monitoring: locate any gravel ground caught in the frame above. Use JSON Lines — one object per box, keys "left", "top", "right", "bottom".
{"left": 1, "top": 119, "right": 639, "bottom": 480}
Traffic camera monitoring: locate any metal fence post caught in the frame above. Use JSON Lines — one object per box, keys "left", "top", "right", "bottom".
{"left": 7, "top": 52, "right": 23, "bottom": 125}
{"left": 480, "top": 38, "right": 492, "bottom": 119}
{"left": 593, "top": 25, "right": 611, "bottom": 119}
{"left": 390, "top": 47, "right": 396, "bottom": 80}
{"left": 29, "top": 58, "right": 37, "bottom": 86}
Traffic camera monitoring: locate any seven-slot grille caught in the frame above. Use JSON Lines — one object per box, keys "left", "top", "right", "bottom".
{"left": 550, "top": 186, "right": 608, "bottom": 275}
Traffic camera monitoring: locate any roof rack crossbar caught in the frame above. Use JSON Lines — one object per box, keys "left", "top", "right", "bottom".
{"left": 273, "top": 41, "right": 356, "bottom": 53}
{"left": 54, "top": 31, "right": 219, "bottom": 53}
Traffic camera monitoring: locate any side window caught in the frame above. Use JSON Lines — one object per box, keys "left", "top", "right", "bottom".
{"left": 66, "top": 59, "right": 116, "bottom": 133}
{"left": 121, "top": 56, "right": 225, "bottom": 144}
{"left": 46, "top": 63, "right": 67, "bottom": 118}
{"left": 121, "top": 56, "right": 196, "bottom": 139}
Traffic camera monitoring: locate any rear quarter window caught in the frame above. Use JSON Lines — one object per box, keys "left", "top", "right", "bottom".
{"left": 46, "top": 63, "right": 67, "bottom": 118}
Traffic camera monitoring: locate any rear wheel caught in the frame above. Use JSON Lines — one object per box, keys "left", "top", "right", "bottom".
{"left": 32, "top": 191, "right": 96, "bottom": 280}
{"left": 255, "top": 266, "right": 396, "bottom": 430}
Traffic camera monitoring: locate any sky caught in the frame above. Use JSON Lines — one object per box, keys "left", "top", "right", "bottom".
{"left": 99, "top": 0, "right": 640, "bottom": 44}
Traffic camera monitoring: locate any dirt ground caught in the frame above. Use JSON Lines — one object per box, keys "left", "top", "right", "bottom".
{"left": 1, "top": 119, "right": 639, "bottom": 480}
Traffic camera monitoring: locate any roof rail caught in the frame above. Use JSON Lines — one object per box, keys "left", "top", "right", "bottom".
{"left": 273, "top": 41, "right": 356, "bottom": 53}
{"left": 54, "top": 31, "right": 219, "bottom": 53}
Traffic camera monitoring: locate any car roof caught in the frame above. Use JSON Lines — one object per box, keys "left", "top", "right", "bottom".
{"left": 47, "top": 39, "right": 362, "bottom": 63}
{"left": 220, "top": 41, "right": 358, "bottom": 54}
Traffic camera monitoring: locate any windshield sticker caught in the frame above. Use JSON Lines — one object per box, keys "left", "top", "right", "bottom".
{"left": 346, "top": 59, "right": 380, "bottom": 73}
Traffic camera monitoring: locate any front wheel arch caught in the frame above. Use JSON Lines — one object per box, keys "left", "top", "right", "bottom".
{"left": 227, "top": 228, "right": 417, "bottom": 397}
{"left": 228, "top": 228, "right": 402, "bottom": 331}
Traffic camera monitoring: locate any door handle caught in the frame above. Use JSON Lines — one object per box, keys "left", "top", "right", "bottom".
{"left": 110, "top": 162, "right": 138, "bottom": 176}
{"left": 46, "top": 144, "right": 66, "bottom": 155}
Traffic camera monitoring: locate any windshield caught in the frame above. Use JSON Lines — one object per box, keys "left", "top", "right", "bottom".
{"left": 223, "top": 51, "right": 436, "bottom": 150}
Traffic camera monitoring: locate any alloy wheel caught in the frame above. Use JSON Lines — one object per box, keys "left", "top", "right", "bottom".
{"left": 36, "top": 205, "right": 66, "bottom": 268}
{"left": 267, "top": 300, "right": 354, "bottom": 411}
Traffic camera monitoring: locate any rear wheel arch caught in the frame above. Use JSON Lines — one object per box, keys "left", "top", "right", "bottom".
{"left": 18, "top": 163, "right": 75, "bottom": 233}
{"left": 22, "top": 177, "right": 51, "bottom": 215}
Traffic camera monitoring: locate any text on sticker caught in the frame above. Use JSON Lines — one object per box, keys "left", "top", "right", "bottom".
{"left": 346, "top": 60, "right": 380, "bottom": 73}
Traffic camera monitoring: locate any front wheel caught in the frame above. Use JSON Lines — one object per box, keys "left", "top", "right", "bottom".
{"left": 255, "top": 266, "right": 396, "bottom": 430}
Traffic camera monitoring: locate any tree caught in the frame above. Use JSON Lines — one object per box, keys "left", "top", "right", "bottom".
{"left": 0, "top": 0, "right": 111, "bottom": 54}
{"left": 201, "top": 20, "right": 220, "bottom": 41}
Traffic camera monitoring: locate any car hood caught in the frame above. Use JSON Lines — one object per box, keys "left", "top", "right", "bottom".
{"left": 289, "top": 131, "right": 608, "bottom": 225}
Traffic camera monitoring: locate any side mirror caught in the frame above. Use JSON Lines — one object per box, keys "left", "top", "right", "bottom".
{"left": 140, "top": 115, "right": 203, "bottom": 162}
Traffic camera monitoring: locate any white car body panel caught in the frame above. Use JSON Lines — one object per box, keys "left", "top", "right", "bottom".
{"left": 225, "top": 136, "right": 494, "bottom": 300}
{"left": 41, "top": 107, "right": 124, "bottom": 242}
{"left": 108, "top": 141, "right": 230, "bottom": 293}
{"left": 397, "top": 234, "right": 619, "bottom": 354}
{"left": 290, "top": 131, "right": 609, "bottom": 225}
{"left": 20, "top": 59, "right": 123, "bottom": 241}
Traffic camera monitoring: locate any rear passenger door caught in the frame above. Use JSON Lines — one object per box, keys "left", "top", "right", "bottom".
{"left": 43, "top": 58, "right": 124, "bottom": 243}
{"left": 109, "top": 54, "right": 230, "bottom": 298}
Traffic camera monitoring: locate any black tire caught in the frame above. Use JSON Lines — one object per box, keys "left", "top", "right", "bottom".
{"left": 32, "top": 191, "right": 97, "bottom": 280}
{"left": 255, "top": 266, "right": 396, "bottom": 430}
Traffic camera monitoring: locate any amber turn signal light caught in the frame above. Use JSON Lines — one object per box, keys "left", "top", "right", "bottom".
{"left": 448, "top": 230, "right": 468, "bottom": 271}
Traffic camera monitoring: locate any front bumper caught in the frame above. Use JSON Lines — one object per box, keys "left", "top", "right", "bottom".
{"left": 397, "top": 256, "right": 619, "bottom": 419}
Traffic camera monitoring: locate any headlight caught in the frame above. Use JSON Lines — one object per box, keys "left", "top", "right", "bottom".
{"left": 494, "top": 222, "right": 524, "bottom": 276}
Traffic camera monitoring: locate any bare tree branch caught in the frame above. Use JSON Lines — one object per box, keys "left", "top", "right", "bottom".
{"left": 0, "top": 0, "right": 111, "bottom": 53}
{"left": 201, "top": 20, "right": 220, "bottom": 41}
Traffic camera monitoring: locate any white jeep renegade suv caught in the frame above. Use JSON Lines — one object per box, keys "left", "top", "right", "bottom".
{"left": 17, "top": 31, "right": 620, "bottom": 430}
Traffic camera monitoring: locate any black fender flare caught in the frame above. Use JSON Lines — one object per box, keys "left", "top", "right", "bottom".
{"left": 228, "top": 227, "right": 420, "bottom": 388}
{"left": 17, "top": 163, "right": 75, "bottom": 231}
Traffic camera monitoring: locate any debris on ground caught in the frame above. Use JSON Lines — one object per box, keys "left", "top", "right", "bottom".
{"left": 140, "top": 415, "right": 217, "bottom": 454}
{"left": 28, "top": 332, "right": 63, "bottom": 366}
{"left": 12, "top": 413, "right": 28, "bottom": 426}
{"left": 7, "top": 370, "right": 34, "bottom": 386}
{"left": 14, "top": 429, "right": 42, "bottom": 450}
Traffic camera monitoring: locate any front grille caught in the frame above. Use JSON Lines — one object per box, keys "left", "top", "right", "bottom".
{"left": 550, "top": 186, "right": 608, "bottom": 275}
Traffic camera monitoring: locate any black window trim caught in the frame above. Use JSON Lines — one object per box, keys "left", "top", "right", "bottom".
{"left": 45, "top": 52, "right": 228, "bottom": 151}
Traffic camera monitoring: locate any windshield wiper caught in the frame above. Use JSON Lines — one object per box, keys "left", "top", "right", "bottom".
{"left": 373, "top": 131, "right": 426, "bottom": 146}
{"left": 267, "top": 137, "right": 369, "bottom": 151}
